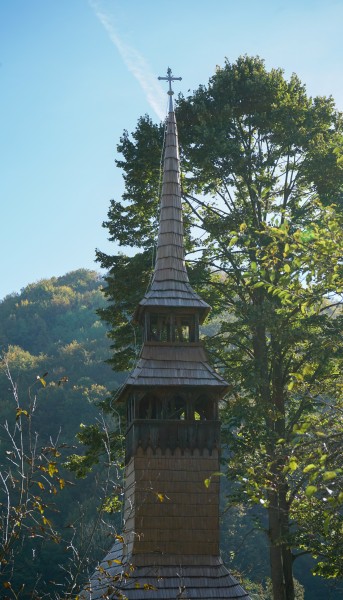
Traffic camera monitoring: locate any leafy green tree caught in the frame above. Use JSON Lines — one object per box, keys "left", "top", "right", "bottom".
{"left": 96, "top": 56, "right": 343, "bottom": 600}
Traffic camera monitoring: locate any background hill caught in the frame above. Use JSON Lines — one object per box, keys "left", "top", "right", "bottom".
{"left": 0, "top": 268, "right": 121, "bottom": 432}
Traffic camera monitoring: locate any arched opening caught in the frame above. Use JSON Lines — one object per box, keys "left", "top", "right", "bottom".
{"left": 138, "top": 394, "right": 162, "bottom": 419}
{"left": 194, "top": 395, "right": 215, "bottom": 420}
{"left": 166, "top": 395, "right": 186, "bottom": 420}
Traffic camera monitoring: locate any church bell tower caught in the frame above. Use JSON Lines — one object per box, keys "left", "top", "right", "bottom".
{"left": 82, "top": 69, "right": 250, "bottom": 600}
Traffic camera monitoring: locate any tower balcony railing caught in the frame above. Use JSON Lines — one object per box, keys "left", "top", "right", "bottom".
{"left": 125, "top": 419, "right": 221, "bottom": 462}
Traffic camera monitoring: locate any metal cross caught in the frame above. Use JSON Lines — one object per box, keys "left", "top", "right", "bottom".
{"left": 158, "top": 67, "right": 182, "bottom": 96}
{"left": 158, "top": 67, "right": 182, "bottom": 111}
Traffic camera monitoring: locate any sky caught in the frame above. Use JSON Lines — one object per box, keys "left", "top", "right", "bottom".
{"left": 1, "top": 0, "right": 343, "bottom": 300}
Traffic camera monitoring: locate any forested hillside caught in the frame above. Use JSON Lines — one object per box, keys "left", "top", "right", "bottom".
{"left": 0, "top": 269, "right": 123, "bottom": 441}
{"left": 0, "top": 270, "right": 125, "bottom": 597}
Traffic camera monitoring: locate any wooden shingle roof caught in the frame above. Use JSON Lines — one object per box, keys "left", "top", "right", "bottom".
{"left": 135, "top": 108, "right": 210, "bottom": 322}
{"left": 80, "top": 541, "right": 252, "bottom": 600}
{"left": 126, "top": 343, "right": 228, "bottom": 388}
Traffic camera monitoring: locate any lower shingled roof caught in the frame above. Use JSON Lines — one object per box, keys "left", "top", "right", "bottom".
{"left": 125, "top": 343, "right": 228, "bottom": 388}
{"left": 80, "top": 542, "right": 251, "bottom": 600}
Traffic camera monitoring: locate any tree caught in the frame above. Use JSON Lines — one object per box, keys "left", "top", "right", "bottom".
{"left": 96, "top": 56, "right": 343, "bottom": 599}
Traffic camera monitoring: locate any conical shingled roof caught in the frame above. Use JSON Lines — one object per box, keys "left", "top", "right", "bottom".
{"left": 135, "top": 105, "right": 210, "bottom": 321}
{"left": 80, "top": 541, "right": 251, "bottom": 600}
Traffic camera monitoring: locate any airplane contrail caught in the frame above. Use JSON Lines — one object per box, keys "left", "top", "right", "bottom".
{"left": 89, "top": 0, "right": 166, "bottom": 121}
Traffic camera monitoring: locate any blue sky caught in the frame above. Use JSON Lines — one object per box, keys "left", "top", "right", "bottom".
{"left": 1, "top": 0, "right": 343, "bottom": 300}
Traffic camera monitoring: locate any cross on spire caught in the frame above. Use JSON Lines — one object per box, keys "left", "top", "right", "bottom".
{"left": 158, "top": 67, "right": 182, "bottom": 112}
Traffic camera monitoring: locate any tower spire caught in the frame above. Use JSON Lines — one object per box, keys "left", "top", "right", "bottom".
{"left": 135, "top": 67, "right": 210, "bottom": 321}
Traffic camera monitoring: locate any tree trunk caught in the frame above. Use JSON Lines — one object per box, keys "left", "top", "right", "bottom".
{"left": 268, "top": 490, "right": 286, "bottom": 600}
{"left": 269, "top": 339, "right": 295, "bottom": 600}
{"left": 267, "top": 485, "right": 295, "bottom": 600}
{"left": 254, "top": 323, "right": 295, "bottom": 600}
{"left": 282, "top": 544, "right": 295, "bottom": 600}
{"left": 280, "top": 485, "right": 295, "bottom": 600}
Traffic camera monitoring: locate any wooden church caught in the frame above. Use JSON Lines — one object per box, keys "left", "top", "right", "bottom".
{"left": 81, "top": 69, "right": 251, "bottom": 600}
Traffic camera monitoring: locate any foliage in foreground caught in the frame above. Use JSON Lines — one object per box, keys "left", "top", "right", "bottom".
{"left": 0, "top": 270, "right": 124, "bottom": 597}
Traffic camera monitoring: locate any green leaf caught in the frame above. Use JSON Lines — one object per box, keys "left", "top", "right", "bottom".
{"left": 288, "top": 458, "right": 298, "bottom": 472}
{"left": 303, "top": 464, "right": 317, "bottom": 473}
{"left": 323, "top": 515, "right": 331, "bottom": 535}
{"left": 305, "top": 485, "right": 317, "bottom": 498}
{"left": 48, "top": 462, "right": 58, "bottom": 477}
{"left": 322, "top": 471, "right": 336, "bottom": 481}
{"left": 300, "top": 302, "right": 308, "bottom": 314}
{"left": 204, "top": 472, "right": 223, "bottom": 488}
{"left": 16, "top": 408, "right": 29, "bottom": 420}
{"left": 229, "top": 236, "right": 239, "bottom": 247}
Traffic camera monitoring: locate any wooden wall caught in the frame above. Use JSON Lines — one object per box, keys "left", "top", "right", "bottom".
{"left": 123, "top": 446, "right": 220, "bottom": 561}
